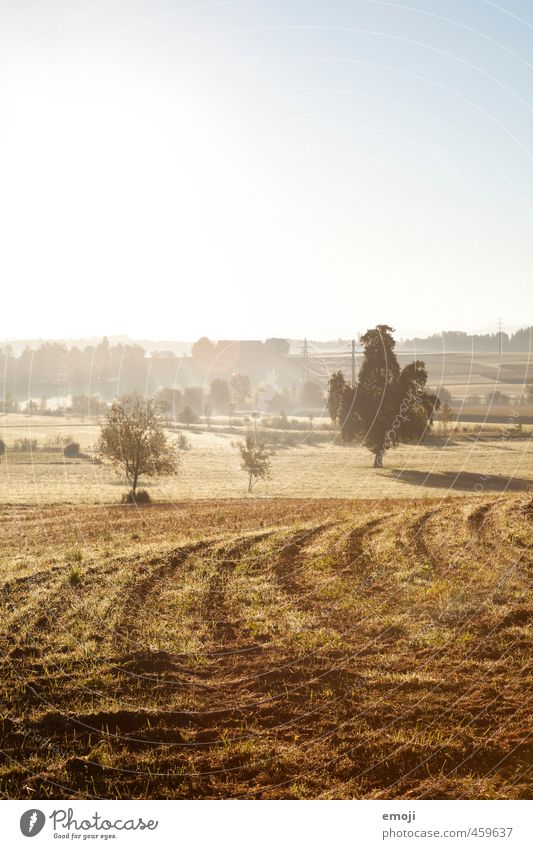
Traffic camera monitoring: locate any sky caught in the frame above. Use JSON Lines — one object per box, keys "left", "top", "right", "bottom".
{"left": 0, "top": 0, "right": 532, "bottom": 341}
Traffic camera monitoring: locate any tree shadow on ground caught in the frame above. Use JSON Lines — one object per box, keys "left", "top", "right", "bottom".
{"left": 389, "top": 469, "right": 533, "bottom": 493}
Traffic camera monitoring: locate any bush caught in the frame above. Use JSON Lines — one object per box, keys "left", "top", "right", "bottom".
{"left": 43, "top": 433, "right": 75, "bottom": 450}
{"left": 63, "top": 442, "right": 81, "bottom": 458}
{"left": 178, "top": 406, "right": 198, "bottom": 426}
{"left": 121, "top": 489, "right": 151, "bottom": 505}
{"left": 0, "top": 439, "right": 5, "bottom": 456}
{"left": 177, "top": 432, "right": 191, "bottom": 451}
{"left": 13, "top": 438, "right": 38, "bottom": 451}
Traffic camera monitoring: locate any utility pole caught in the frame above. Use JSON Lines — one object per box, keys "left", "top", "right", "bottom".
{"left": 302, "top": 338, "right": 309, "bottom": 383}
{"left": 351, "top": 339, "right": 356, "bottom": 387}
{"left": 498, "top": 317, "right": 503, "bottom": 362}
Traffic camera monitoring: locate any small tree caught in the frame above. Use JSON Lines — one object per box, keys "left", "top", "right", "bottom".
{"left": 154, "top": 394, "right": 170, "bottom": 422}
{"left": 327, "top": 371, "right": 348, "bottom": 424}
{"left": 238, "top": 435, "right": 271, "bottom": 492}
{"left": 183, "top": 386, "right": 204, "bottom": 413}
{"left": 440, "top": 401, "right": 454, "bottom": 436}
{"left": 300, "top": 380, "right": 324, "bottom": 409}
{"left": 203, "top": 397, "right": 213, "bottom": 429}
{"left": 154, "top": 387, "right": 182, "bottom": 422}
{"left": 209, "top": 378, "right": 231, "bottom": 414}
{"left": 230, "top": 373, "right": 251, "bottom": 408}
{"left": 434, "top": 385, "right": 452, "bottom": 405}
{"left": 98, "top": 398, "right": 178, "bottom": 499}
{"left": 179, "top": 405, "right": 198, "bottom": 427}
{"left": 177, "top": 432, "right": 191, "bottom": 451}
{"left": 25, "top": 400, "right": 38, "bottom": 416}
{"left": 0, "top": 439, "right": 5, "bottom": 456}
{"left": 486, "top": 389, "right": 510, "bottom": 405}
{"left": 71, "top": 394, "right": 89, "bottom": 422}
{"left": 0, "top": 392, "right": 18, "bottom": 414}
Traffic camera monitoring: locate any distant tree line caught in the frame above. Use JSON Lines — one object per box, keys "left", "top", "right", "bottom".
{"left": 153, "top": 376, "right": 326, "bottom": 422}
{"left": 0, "top": 336, "right": 294, "bottom": 402}
{"left": 398, "top": 327, "right": 533, "bottom": 352}
{"left": 3, "top": 329, "right": 531, "bottom": 416}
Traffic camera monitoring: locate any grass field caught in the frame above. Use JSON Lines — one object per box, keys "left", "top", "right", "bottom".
{"left": 0, "top": 415, "right": 532, "bottom": 503}
{"left": 0, "top": 496, "right": 531, "bottom": 799}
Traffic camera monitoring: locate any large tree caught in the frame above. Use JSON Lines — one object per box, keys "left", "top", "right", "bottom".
{"left": 98, "top": 397, "right": 178, "bottom": 498}
{"left": 329, "top": 325, "right": 438, "bottom": 467}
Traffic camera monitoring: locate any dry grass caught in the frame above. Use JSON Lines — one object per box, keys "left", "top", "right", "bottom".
{"left": 0, "top": 496, "right": 531, "bottom": 799}
{"left": 0, "top": 415, "right": 532, "bottom": 502}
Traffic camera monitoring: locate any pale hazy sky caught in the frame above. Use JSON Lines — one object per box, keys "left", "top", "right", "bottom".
{"left": 1, "top": 0, "right": 532, "bottom": 341}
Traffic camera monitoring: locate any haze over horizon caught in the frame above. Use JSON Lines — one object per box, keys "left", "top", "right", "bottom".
{"left": 1, "top": 321, "right": 529, "bottom": 350}
{"left": 1, "top": 1, "right": 532, "bottom": 340}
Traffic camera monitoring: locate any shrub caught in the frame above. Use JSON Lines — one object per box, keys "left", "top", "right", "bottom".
{"left": 178, "top": 406, "right": 198, "bottom": 426}
{"left": 45, "top": 433, "right": 75, "bottom": 449}
{"left": 13, "top": 437, "right": 38, "bottom": 451}
{"left": 63, "top": 442, "right": 81, "bottom": 458}
{"left": 0, "top": 439, "right": 5, "bottom": 456}
{"left": 177, "top": 432, "right": 191, "bottom": 451}
{"left": 121, "top": 489, "right": 151, "bottom": 505}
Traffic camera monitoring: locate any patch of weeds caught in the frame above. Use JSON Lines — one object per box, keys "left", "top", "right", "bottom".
{"left": 68, "top": 566, "right": 82, "bottom": 587}
{"left": 81, "top": 639, "right": 98, "bottom": 656}
{"left": 318, "top": 577, "right": 344, "bottom": 601}
{"left": 67, "top": 547, "right": 83, "bottom": 563}
{"left": 412, "top": 627, "right": 449, "bottom": 648}
{"left": 399, "top": 562, "right": 434, "bottom": 584}
{"left": 288, "top": 781, "right": 309, "bottom": 799}
{"left": 87, "top": 741, "right": 114, "bottom": 767}
{"left": 294, "top": 627, "right": 343, "bottom": 653}
{"left": 312, "top": 555, "right": 337, "bottom": 572}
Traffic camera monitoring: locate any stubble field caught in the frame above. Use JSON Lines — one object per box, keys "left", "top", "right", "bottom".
{"left": 0, "top": 496, "right": 531, "bottom": 799}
